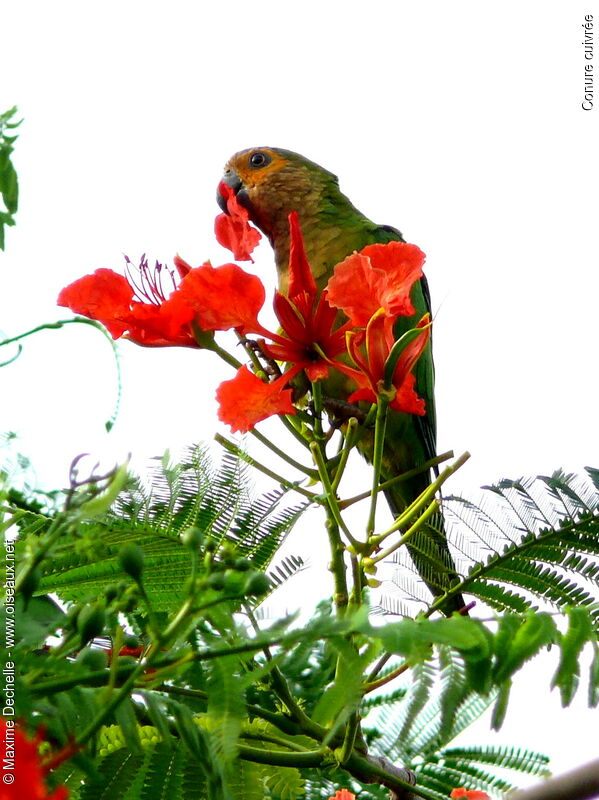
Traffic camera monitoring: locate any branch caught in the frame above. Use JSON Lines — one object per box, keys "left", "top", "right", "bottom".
{"left": 510, "top": 758, "right": 599, "bottom": 800}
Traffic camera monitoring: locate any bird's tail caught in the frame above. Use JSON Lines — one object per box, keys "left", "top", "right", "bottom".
{"left": 384, "top": 477, "right": 467, "bottom": 616}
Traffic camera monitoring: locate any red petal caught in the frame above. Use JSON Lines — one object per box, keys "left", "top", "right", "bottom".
{"left": 287, "top": 211, "right": 316, "bottom": 302}
{"left": 327, "top": 242, "right": 425, "bottom": 324}
{"left": 391, "top": 315, "right": 431, "bottom": 387}
{"left": 390, "top": 372, "right": 426, "bottom": 415}
{"left": 348, "top": 387, "right": 377, "bottom": 405}
{"left": 215, "top": 182, "right": 262, "bottom": 261}
{"left": 305, "top": 362, "right": 330, "bottom": 382}
{"left": 346, "top": 330, "right": 370, "bottom": 378}
{"left": 273, "top": 292, "right": 309, "bottom": 343}
{"left": 329, "top": 789, "right": 356, "bottom": 800}
{"left": 216, "top": 366, "right": 296, "bottom": 433}
{"left": 360, "top": 241, "right": 425, "bottom": 317}
{"left": 126, "top": 301, "right": 198, "bottom": 347}
{"left": 175, "top": 262, "right": 265, "bottom": 334}
{"left": 326, "top": 251, "right": 384, "bottom": 326}
{"left": 57, "top": 269, "right": 134, "bottom": 338}
{"left": 364, "top": 310, "right": 389, "bottom": 382}
{"left": 173, "top": 254, "right": 193, "bottom": 279}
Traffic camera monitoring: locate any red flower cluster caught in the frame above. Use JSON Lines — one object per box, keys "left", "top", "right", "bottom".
{"left": 0, "top": 719, "right": 73, "bottom": 800}
{"left": 58, "top": 191, "right": 430, "bottom": 433}
{"left": 328, "top": 792, "right": 356, "bottom": 800}
{"left": 57, "top": 254, "right": 264, "bottom": 348}
{"left": 451, "top": 788, "right": 491, "bottom": 799}
{"left": 215, "top": 181, "right": 262, "bottom": 261}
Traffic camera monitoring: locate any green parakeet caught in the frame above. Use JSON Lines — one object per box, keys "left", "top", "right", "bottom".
{"left": 218, "top": 147, "right": 465, "bottom": 615}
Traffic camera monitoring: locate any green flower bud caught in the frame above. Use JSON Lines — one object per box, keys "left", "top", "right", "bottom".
{"left": 182, "top": 527, "right": 204, "bottom": 551}
{"left": 208, "top": 573, "right": 225, "bottom": 591}
{"left": 234, "top": 557, "right": 252, "bottom": 572}
{"left": 362, "top": 558, "right": 377, "bottom": 574}
{"left": 104, "top": 584, "right": 121, "bottom": 603}
{"left": 244, "top": 572, "right": 271, "bottom": 597}
{"left": 223, "top": 569, "right": 246, "bottom": 594}
{"left": 76, "top": 647, "right": 108, "bottom": 670}
{"left": 118, "top": 543, "right": 145, "bottom": 582}
{"left": 77, "top": 605, "right": 106, "bottom": 646}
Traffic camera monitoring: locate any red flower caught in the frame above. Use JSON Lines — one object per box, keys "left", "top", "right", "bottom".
{"left": 170, "top": 258, "right": 265, "bottom": 336}
{"left": 450, "top": 789, "right": 490, "bottom": 799}
{"left": 326, "top": 241, "right": 425, "bottom": 326}
{"left": 262, "top": 212, "right": 350, "bottom": 382}
{"left": 58, "top": 255, "right": 266, "bottom": 346}
{"left": 328, "top": 791, "right": 356, "bottom": 800}
{"left": 57, "top": 257, "right": 198, "bottom": 347}
{"left": 0, "top": 719, "right": 72, "bottom": 800}
{"left": 216, "top": 366, "right": 296, "bottom": 433}
{"left": 215, "top": 212, "right": 349, "bottom": 432}
{"left": 344, "top": 310, "right": 430, "bottom": 415}
{"left": 215, "top": 181, "right": 262, "bottom": 261}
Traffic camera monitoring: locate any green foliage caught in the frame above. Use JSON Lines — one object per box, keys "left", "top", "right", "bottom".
{"left": 365, "top": 667, "right": 550, "bottom": 799}
{"left": 30, "top": 446, "right": 305, "bottom": 612}
{"left": 0, "top": 106, "right": 21, "bottom": 249}
{"left": 385, "top": 468, "right": 599, "bottom": 618}
{"left": 4, "top": 449, "right": 599, "bottom": 800}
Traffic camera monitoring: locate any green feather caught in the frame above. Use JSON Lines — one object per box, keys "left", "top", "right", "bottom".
{"left": 229, "top": 147, "right": 465, "bottom": 615}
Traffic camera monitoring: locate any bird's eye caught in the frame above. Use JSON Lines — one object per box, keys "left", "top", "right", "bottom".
{"left": 249, "top": 151, "right": 270, "bottom": 169}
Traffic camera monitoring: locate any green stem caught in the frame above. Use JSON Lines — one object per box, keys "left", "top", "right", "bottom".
{"left": 349, "top": 552, "right": 363, "bottom": 608}
{"left": 244, "top": 607, "right": 311, "bottom": 726}
{"left": 338, "top": 710, "right": 360, "bottom": 764}
{"left": 249, "top": 426, "right": 318, "bottom": 478}
{"left": 278, "top": 412, "right": 314, "bottom": 449}
{"left": 371, "top": 499, "right": 439, "bottom": 564}
{"left": 15, "top": 515, "right": 67, "bottom": 595}
{"left": 324, "top": 513, "right": 350, "bottom": 616}
{"left": 205, "top": 337, "right": 243, "bottom": 370}
{"left": 311, "top": 380, "right": 324, "bottom": 440}
{"left": 365, "top": 652, "right": 391, "bottom": 683}
{"left": 309, "top": 441, "right": 360, "bottom": 550}
{"left": 345, "top": 751, "right": 438, "bottom": 800}
{"left": 240, "top": 731, "right": 308, "bottom": 752}
{"left": 235, "top": 330, "right": 264, "bottom": 374}
{"left": 0, "top": 318, "right": 122, "bottom": 431}
{"left": 370, "top": 451, "right": 470, "bottom": 548}
{"left": 159, "top": 686, "right": 301, "bottom": 738}
{"left": 363, "top": 660, "right": 410, "bottom": 693}
{"left": 330, "top": 417, "right": 359, "bottom": 494}
{"left": 366, "top": 396, "right": 390, "bottom": 537}
{"left": 339, "top": 450, "right": 454, "bottom": 509}
{"left": 0, "top": 318, "right": 106, "bottom": 347}
{"left": 238, "top": 744, "right": 327, "bottom": 768}
{"left": 215, "top": 434, "right": 317, "bottom": 500}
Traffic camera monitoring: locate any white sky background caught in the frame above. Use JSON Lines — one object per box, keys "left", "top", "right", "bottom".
{"left": 2, "top": 0, "right": 599, "bottom": 787}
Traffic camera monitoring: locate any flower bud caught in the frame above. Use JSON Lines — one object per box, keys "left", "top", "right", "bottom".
{"left": 77, "top": 605, "right": 106, "bottom": 646}
{"left": 182, "top": 527, "right": 204, "bottom": 551}
{"left": 223, "top": 569, "right": 246, "bottom": 594}
{"left": 118, "top": 543, "right": 145, "bottom": 582}
{"left": 76, "top": 647, "right": 108, "bottom": 670}
{"left": 208, "top": 573, "right": 225, "bottom": 591}
{"left": 244, "top": 572, "right": 271, "bottom": 597}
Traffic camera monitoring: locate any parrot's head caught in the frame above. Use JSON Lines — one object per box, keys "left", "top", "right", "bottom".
{"left": 218, "top": 147, "right": 342, "bottom": 279}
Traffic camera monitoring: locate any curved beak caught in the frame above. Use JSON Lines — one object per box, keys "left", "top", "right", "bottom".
{"left": 217, "top": 168, "right": 242, "bottom": 213}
